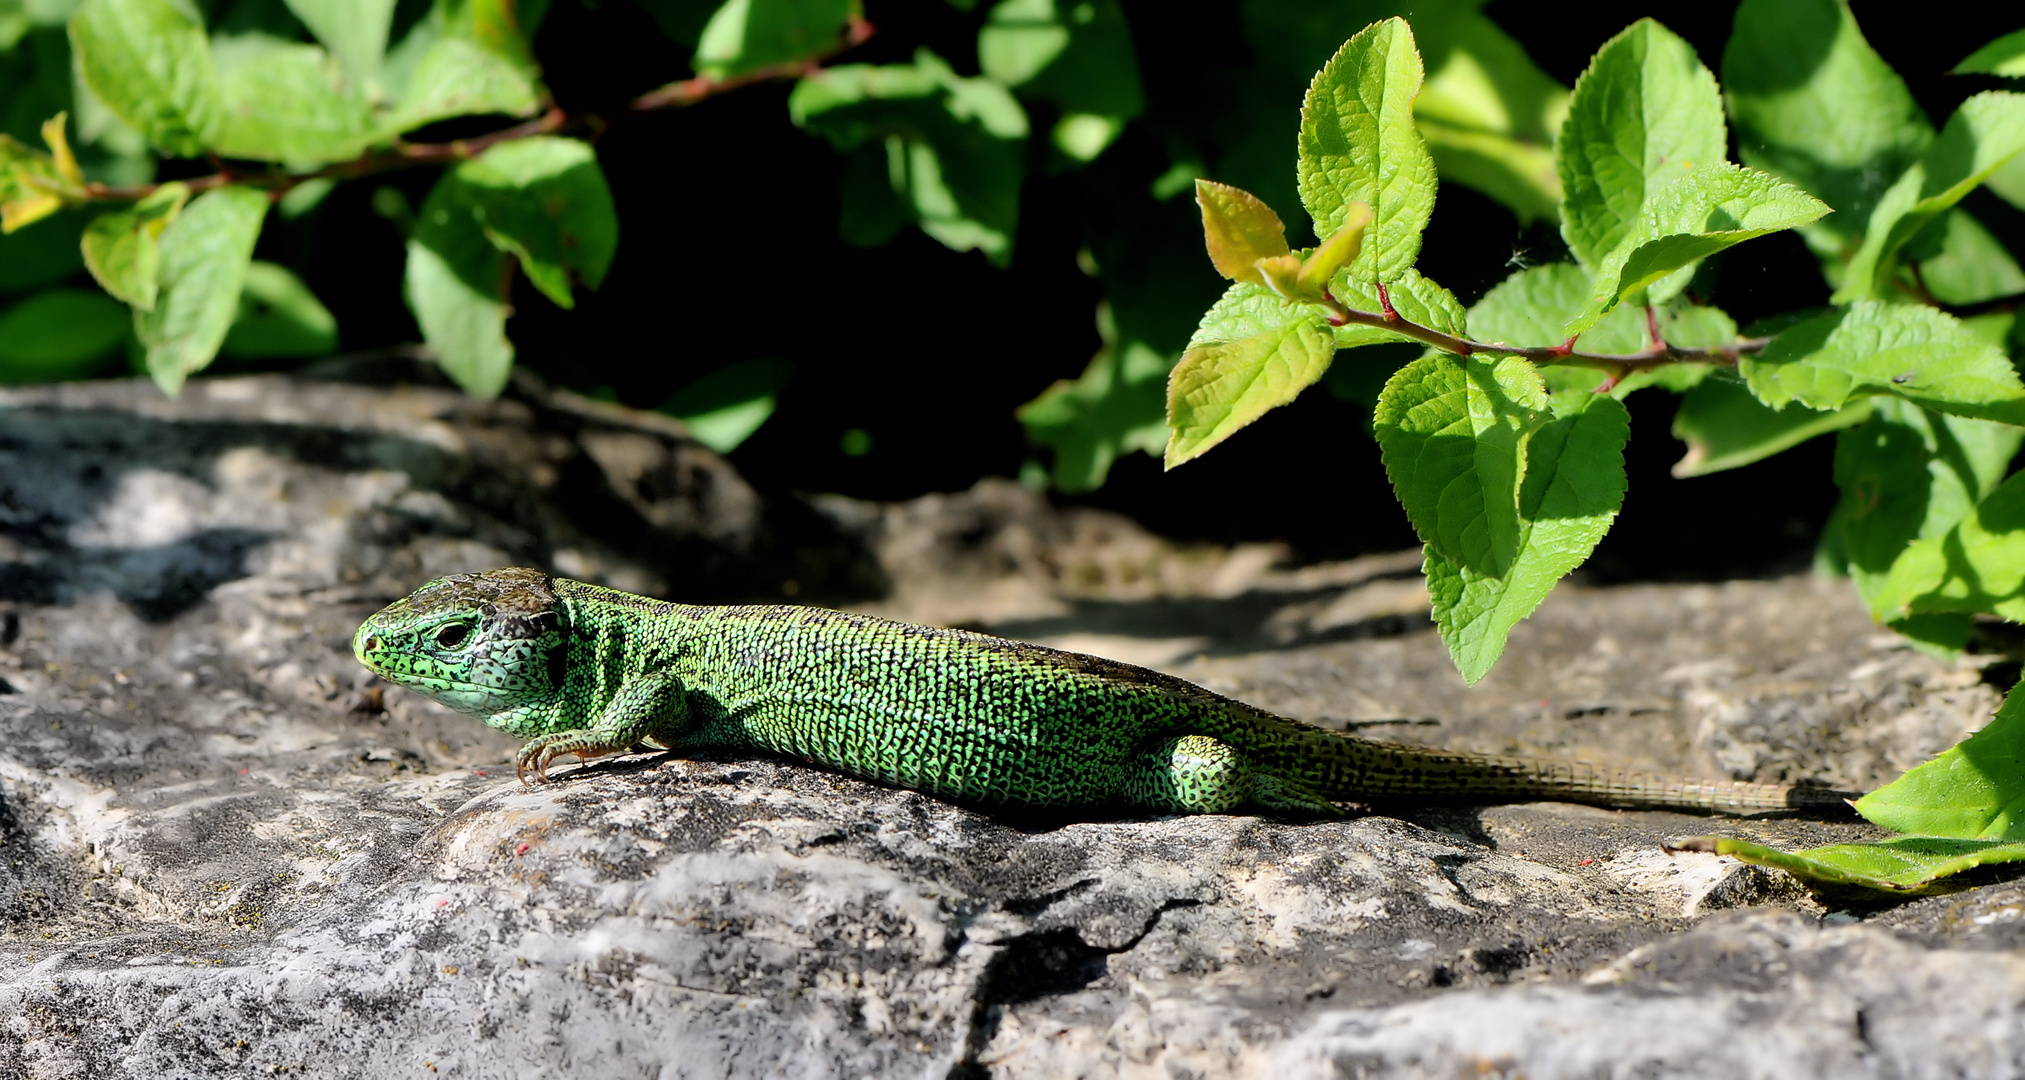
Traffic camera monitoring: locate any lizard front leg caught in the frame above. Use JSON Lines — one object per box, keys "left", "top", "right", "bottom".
{"left": 517, "top": 669, "right": 691, "bottom": 783}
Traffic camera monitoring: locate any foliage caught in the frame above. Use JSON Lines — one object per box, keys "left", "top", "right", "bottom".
{"left": 1165, "top": 6, "right": 2025, "bottom": 686}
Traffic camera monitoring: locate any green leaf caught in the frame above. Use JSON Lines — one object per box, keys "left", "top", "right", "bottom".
{"left": 80, "top": 180, "right": 188, "bottom": 309}
{"left": 220, "top": 259, "right": 336, "bottom": 358}
{"left": 209, "top": 35, "right": 379, "bottom": 164}
{"left": 385, "top": 29, "right": 540, "bottom": 131}
{"left": 791, "top": 51, "right": 1028, "bottom": 264}
{"left": 1411, "top": 10, "right": 1568, "bottom": 223}
{"left": 1330, "top": 268, "right": 1467, "bottom": 349}
{"left": 1905, "top": 209, "right": 2025, "bottom": 307}
{"left": 1957, "top": 29, "right": 2025, "bottom": 77}
{"left": 1565, "top": 163, "right": 1828, "bottom": 337}
{"left": 1836, "top": 92, "right": 2025, "bottom": 302}
{"left": 1723, "top": 0, "right": 1932, "bottom": 253}
{"left": 1672, "top": 374, "right": 1870, "bottom": 478}
{"left": 1468, "top": 262, "right": 1644, "bottom": 355}
{"left": 453, "top": 136, "right": 617, "bottom": 308}
{"left": 1297, "top": 17, "right": 1434, "bottom": 280}
{"left": 1374, "top": 353, "right": 1548, "bottom": 579}
{"left": 694, "top": 0, "right": 851, "bottom": 80}
{"left": 1857, "top": 683, "right": 2025, "bottom": 839}
{"left": 659, "top": 357, "right": 795, "bottom": 454}
{"left": 1421, "top": 389, "right": 1630, "bottom": 683}
{"left": 284, "top": 0, "right": 397, "bottom": 86}
{"left": 0, "top": 287, "right": 128, "bottom": 382}
{"left": 134, "top": 184, "right": 268, "bottom": 395}
{"left": 0, "top": 209, "right": 86, "bottom": 293}
{"left": 979, "top": 0, "right": 1141, "bottom": 161}
{"left": 68, "top": 0, "right": 220, "bottom": 157}
{"left": 1832, "top": 399, "right": 2020, "bottom": 619}
{"left": 1741, "top": 301, "right": 2025, "bottom": 425}
{"left": 1873, "top": 467, "right": 2025, "bottom": 624}
{"left": 1688, "top": 835, "right": 2025, "bottom": 891}
{"left": 407, "top": 166, "right": 512, "bottom": 398}
{"left": 1555, "top": 18, "right": 1726, "bottom": 271}
{"left": 1164, "top": 315, "right": 1333, "bottom": 467}
{"left": 1019, "top": 305, "right": 1170, "bottom": 492}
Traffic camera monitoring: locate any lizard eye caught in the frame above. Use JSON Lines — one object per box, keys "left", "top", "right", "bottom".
{"left": 434, "top": 623, "right": 472, "bottom": 650}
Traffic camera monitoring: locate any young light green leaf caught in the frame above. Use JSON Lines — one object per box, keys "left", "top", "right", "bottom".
{"left": 1374, "top": 353, "right": 1549, "bottom": 579}
{"left": 1682, "top": 835, "right": 2025, "bottom": 892}
{"left": 1564, "top": 163, "right": 1828, "bottom": 336}
{"left": 388, "top": 36, "right": 541, "bottom": 131}
{"left": 695, "top": 0, "right": 852, "bottom": 80}
{"left": 1856, "top": 683, "right": 2025, "bottom": 839}
{"left": 1297, "top": 201, "right": 1371, "bottom": 295}
{"left": 454, "top": 136, "right": 617, "bottom": 308}
{"left": 792, "top": 51, "right": 1028, "bottom": 264}
{"left": 1672, "top": 375, "right": 1870, "bottom": 478}
{"left": 1742, "top": 301, "right": 2025, "bottom": 425}
{"left": 1836, "top": 92, "right": 2025, "bottom": 302}
{"left": 284, "top": 0, "right": 397, "bottom": 87}
{"left": 210, "top": 37, "right": 380, "bottom": 164}
{"left": 69, "top": 0, "right": 221, "bottom": 157}
{"left": 407, "top": 172, "right": 513, "bottom": 398}
{"left": 136, "top": 185, "right": 269, "bottom": 396}
{"left": 1555, "top": 19, "right": 1726, "bottom": 271}
{"left": 1723, "top": 0, "right": 1932, "bottom": 249}
{"left": 220, "top": 260, "right": 337, "bottom": 358}
{"left": 1297, "top": 17, "right": 1434, "bottom": 280}
{"left": 1422, "top": 389, "right": 1630, "bottom": 683}
{"left": 1411, "top": 11, "right": 1568, "bottom": 224}
{"left": 0, "top": 134, "right": 69, "bottom": 233}
{"left": 80, "top": 181, "right": 189, "bottom": 309}
{"left": 980, "top": 0, "right": 1141, "bottom": 161}
{"left": 1164, "top": 315, "right": 1333, "bottom": 467}
{"left": 0, "top": 288, "right": 130, "bottom": 383}
{"left": 1832, "top": 400, "right": 2020, "bottom": 619}
{"left": 1957, "top": 29, "right": 2025, "bottom": 77}
{"left": 1195, "top": 179, "right": 1291, "bottom": 286}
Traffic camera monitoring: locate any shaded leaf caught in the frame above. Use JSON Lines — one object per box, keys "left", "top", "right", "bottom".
{"left": 384, "top": 21, "right": 540, "bottom": 130}
{"left": 284, "top": 0, "right": 397, "bottom": 86}
{"left": 220, "top": 259, "right": 336, "bottom": 358}
{"left": 0, "top": 287, "right": 128, "bottom": 382}
{"left": 0, "top": 209, "right": 86, "bottom": 293}
{"left": 454, "top": 136, "right": 617, "bottom": 308}
{"left": 1673, "top": 374, "right": 1870, "bottom": 477}
{"left": 406, "top": 166, "right": 512, "bottom": 397}
{"left": 979, "top": 0, "right": 1141, "bottom": 161}
{"left": 1297, "top": 17, "right": 1434, "bottom": 280}
{"left": 80, "top": 180, "right": 188, "bottom": 309}
{"left": 1411, "top": 10, "right": 1567, "bottom": 223}
{"left": 69, "top": 0, "right": 220, "bottom": 157}
{"left": 1836, "top": 92, "right": 2025, "bottom": 302}
{"left": 660, "top": 357, "right": 796, "bottom": 454}
{"left": 1555, "top": 18, "right": 1726, "bottom": 271}
{"left": 1019, "top": 304, "right": 1170, "bottom": 492}
{"left": 1873, "top": 469, "right": 2025, "bottom": 624}
{"left": 792, "top": 50, "right": 1028, "bottom": 264}
{"left": 135, "top": 184, "right": 268, "bottom": 395}
{"left": 1909, "top": 209, "right": 2025, "bottom": 306}
{"left": 694, "top": 0, "right": 852, "bottom": 80}
{"left": 1957, "top": 29, "right": 2025, "bottom": 78}
{"left": 1741, "top": 301, "right": 2025, "bottom": 425}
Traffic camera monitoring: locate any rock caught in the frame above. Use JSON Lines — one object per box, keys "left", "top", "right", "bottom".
{"left": 2, "top": 373, "right": 2021, "bottom": 1078}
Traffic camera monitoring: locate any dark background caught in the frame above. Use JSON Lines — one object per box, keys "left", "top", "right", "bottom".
{"left": 264, "top": 0, "right": 2025, "bottom": 579}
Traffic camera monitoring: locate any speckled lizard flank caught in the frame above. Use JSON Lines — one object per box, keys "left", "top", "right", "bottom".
{"left": 353, "top": 568, "right": 1849, "bottom": 816}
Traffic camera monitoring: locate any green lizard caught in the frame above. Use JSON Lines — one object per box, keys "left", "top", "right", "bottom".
{"left": 351, "top": 568, "right": 1851, "bottom": 816}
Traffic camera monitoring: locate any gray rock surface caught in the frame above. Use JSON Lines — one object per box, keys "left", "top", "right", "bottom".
{"left": 1, "top": 373, "right": 2021, "bottom": 1078}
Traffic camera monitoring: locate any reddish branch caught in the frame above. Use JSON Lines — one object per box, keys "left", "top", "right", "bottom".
{"left": 77, "top": 17, "right": 875, "bottom": 204}
{"left": 1317, "top": 289, "right": 1770, "bottom": 372}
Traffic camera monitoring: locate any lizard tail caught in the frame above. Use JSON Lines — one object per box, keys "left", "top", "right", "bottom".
{"left": 1297, "top": 728, "right": 1857, "bottom": 814}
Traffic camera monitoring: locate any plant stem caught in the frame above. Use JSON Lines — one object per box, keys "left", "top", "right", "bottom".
{"left": 1317, "top": 288, "right": 1767, "bottom": 371}
{"left": 76, "top": 19, "right": 876, "bottom": 204}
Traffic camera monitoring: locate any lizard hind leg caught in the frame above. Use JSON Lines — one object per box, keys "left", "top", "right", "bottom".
{"left": 1122, "top": 735, "right": 1257, "bottom": 814}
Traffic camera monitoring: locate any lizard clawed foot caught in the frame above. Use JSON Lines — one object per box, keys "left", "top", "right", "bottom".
{"left": 515, "top": 734, "right": 619, "bottom": 785}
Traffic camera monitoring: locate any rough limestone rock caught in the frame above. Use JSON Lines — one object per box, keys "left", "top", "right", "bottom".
{"left": 2, "top": 373, "right": 2021, "bottom": 1078}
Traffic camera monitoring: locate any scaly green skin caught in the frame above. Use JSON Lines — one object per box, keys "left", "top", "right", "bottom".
{"left": 352, "top": 568, "right": 1850, "bottom": 816}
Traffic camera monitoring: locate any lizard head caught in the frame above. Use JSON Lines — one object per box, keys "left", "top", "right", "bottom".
{"left": 353, "top": 567, "right": 569, "bottom": 722}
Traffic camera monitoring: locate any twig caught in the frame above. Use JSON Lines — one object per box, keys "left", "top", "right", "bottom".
{"left": 1316, "top": 290, "right": 1768, "bottom": 372}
